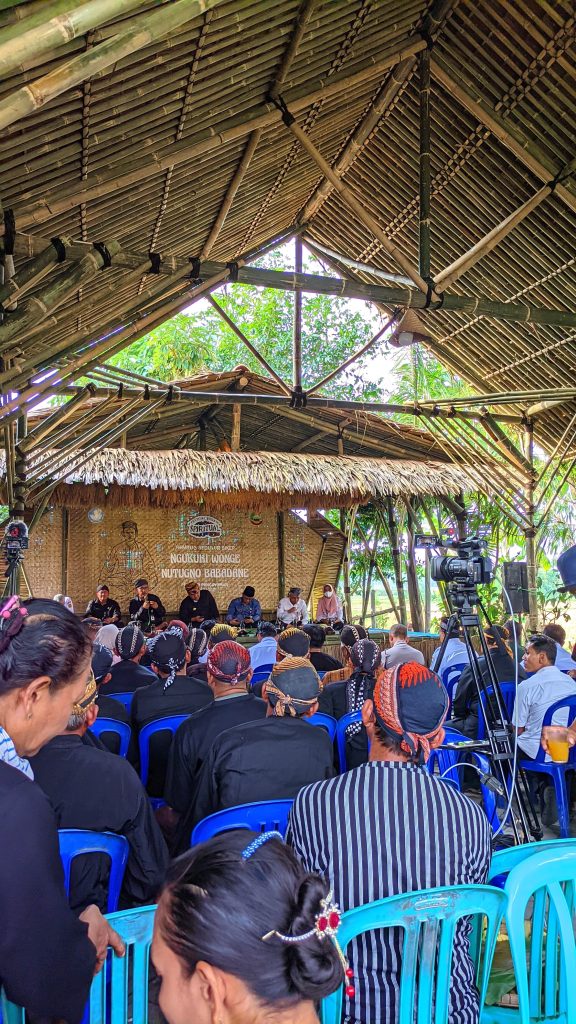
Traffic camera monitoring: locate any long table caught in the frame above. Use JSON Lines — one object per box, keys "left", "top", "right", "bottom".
{"left": 237, "top": 629, "right": 440, "bottom": 667}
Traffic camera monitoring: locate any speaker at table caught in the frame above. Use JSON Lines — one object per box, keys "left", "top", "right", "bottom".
{"left": 502, "top": 561, "right": 530, "bottom": 615}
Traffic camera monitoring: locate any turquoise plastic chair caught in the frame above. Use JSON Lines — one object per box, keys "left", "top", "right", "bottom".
{"left": 90, "top": 717, "right": 131, "bottom": 758}
{"left": 191, "top": 798, "right": 293, "bottom": 846}
{"left": 497, "top": 845, "right": 576, "bottom": 1024}
{"left": 88, "top": 905, "right": 156, "bottom": 1024}
{"left": 308, "top": 712, "right": 337, "bottom": 741}
{"left": 488, "top": 838, "right": 576, "bottom": 889}
{"left": 320, "top": 884, "right": 506, "bottom": 1024}
{"left": 519, "top": 695, "right": 576, "bottom": 837}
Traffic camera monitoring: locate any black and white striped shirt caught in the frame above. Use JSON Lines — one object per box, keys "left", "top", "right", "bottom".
{"left": 287, "top": 761, "right": 491, "bottom": 1024}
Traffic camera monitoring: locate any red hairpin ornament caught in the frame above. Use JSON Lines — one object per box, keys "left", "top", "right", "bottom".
{"left": 262, "top": 891, "right": 355, "bottom": 998}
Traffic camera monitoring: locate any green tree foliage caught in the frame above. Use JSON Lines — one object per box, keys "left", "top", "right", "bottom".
{"left": 112, "top": 248, "right": 388, "bottom": 400}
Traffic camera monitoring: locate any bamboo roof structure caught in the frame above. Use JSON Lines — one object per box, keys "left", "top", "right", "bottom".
{"left": 1, "top": 0, "right": 576, "bottom": 460}
{"left": 0, "top": 445, "right": 486, "bottom": 512}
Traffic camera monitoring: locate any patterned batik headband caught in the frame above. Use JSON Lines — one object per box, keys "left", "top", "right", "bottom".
{"left": 72, "top": 671, "right": 98, "bottom": 715}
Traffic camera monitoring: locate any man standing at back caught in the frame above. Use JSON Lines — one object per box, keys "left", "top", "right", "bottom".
{"left": 381, "top": 622, "right": 425, "bottom": 669}
{"left": 288, "top": 662, "right": 491, "bottom": 1024}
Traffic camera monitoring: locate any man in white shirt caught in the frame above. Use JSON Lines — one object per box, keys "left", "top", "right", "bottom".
{"left": 514, "top": 633, "right": 576, "bottom": 760}
{"left": 249, "top": 622, "right": 278, "bottom": 670}
{"left": 276, "top": 586, "right": 309, "bottom": 627}
{"left": 430, "top": 618, "right": 470, "bottom": 675}
{"left": 543, "top": 623, "right": 576, "bottom": 675}
{"left": 381, "top": 622, "right": 425, "bottom": 669}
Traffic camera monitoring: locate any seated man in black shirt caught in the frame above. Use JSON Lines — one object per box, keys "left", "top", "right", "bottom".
{"left": 303, "top": 624, "right": 343, "bottom": 672}
{"left": 187, "top": 657, "right": 334, "bottom": 839}
{"left": 131, "top": 626, "right": 213, "bottom": 796}
{"left": 85, "top": 584, "right": 121, "bottom": 625}
{"left": 30, "top": 670, "right": 168, "bottom": 914}
{"left": 129, "top": 578, "right": 166, "bottom": 633}
{"left": 166, "top": 640, "right": 264, "bottom": 839}
{"left": 99, "top": 623, "right": 155, "bottom": 695}
{"left": 179, "top": 580, "right": 219, "bottom": 626}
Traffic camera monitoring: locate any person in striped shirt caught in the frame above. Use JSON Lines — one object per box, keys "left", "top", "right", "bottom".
{"left": 287, "top": 661, "right": 492, "bottom": 1024}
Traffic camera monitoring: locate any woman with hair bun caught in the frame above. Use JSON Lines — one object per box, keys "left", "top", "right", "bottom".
{"left": 152, "top": 830, "right": 345, "bottom": 1024}
{"left": 0, "top": 596, "right": 124, "bottom": 1023}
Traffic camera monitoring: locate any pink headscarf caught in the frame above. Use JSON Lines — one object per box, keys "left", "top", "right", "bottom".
{"left": 317, "top": 586, "right": 339, "bottom": 620}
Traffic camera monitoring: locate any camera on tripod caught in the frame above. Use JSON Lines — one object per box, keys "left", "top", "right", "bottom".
{"left": 430, "top": 535, "right": 492, "bottom": 589}
{"left": 3, "top": 520, "right": 29, "bottom": 577}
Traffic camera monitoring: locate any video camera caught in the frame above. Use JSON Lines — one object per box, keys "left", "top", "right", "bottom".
{"left": 414, "top": 530, "right": 492, "bottom": 592}
{"left": 3, "top": 520, "right": 29, "bottom": 577}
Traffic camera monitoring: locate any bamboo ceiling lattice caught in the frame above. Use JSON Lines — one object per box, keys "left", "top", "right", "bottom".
{"left": 1, "top": 0, "right": 576, "bottom": 471}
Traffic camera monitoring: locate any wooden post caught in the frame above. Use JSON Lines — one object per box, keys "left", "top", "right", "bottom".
{"left": 277, "top": 512, "right": 285, "bottom": 602}
{"left": 370, "top": 590, "right": 377, "bottom": 627}
{"left": 231, "top": 403, "right": 241, "bottom": 451}
{"left": 340, "top": 509, "right": 355, "bottom": 624}
{"left": 293, "top": 235, "right": 303, "bottom": 389}
{"left": 405, "top": 498, "right": 424, "bottom": 631}
{"left": 418, "top": 47, "right": 431, "bottom": 281}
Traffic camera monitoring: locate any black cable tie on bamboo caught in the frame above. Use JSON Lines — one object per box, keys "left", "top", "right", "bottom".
{"left": 3, "top": 209, "right": 15, "bottom": 256}
{"left": 149, "top": 252, "right": 161, "bottom": 275}
{"left": 50, "top": 237, "right": 67, "bottom": 263}
{"left": 166, "top": 386, "right": 174, "bottom": 403}
{"left": 226, "top": 261, "right": 239, "bottom": 283}
{"left": 93, "top": 242, "right": 112, "bottom": 269}
{"left": 144, "top": 385, "right": 150, "bottom": 400}
{"left": 189, "top": 257, "right": 201, "bottom": 280}
{"left": 290, "top": 386, "right": 307, "bottom": 409}
{"left": 547, "top": 166, "right": 571, "bottom": 192}
{"left": 268, "top": 92, "right": 295, "bottom": 127}
{"left": 117, "top": 384, "right": 123, "bottom": 398}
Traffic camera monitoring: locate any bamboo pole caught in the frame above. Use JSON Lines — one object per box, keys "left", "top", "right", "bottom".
{"left": 293, "top": 235, "right": 303, "bottom": 389}
{"left": 14, "top": 35, "right": 427, "bottom": 228}
{"left": 302, "top": 239, "right": 412, "bottom": 286}
{"left": 230, "top": 403, "right": 241, "bottom": 451}
{"left": 418, "top": 47, "right": 431, "bottom": 281}
{"left": 430, "top": 58, "right": 576, "bottom": 217}
{"left": 481, "top": 414, "right": 533, "bottom": 475}
{"left": 361, "top": 520, "right": 381, "bottom": 624}
{"left": 524, "top": 426, "right": 538, "bottom": 632}
{"left": 207, "top": 296, "right": 292, "bottom": 395}
{"left": 404, "top": 497, "right": 424, "bottom": 632}
{"left": 280, "top": 103, "right": 438, "bottom": 300}
{"left": 200, "top": 132, "right": 261, "bottom": 259}
{"left": 1, "top": 239, "right": 122, "bottom": 343}
{"left": 25, "top": 394, "right": 119, "bottom": 462}
{"left": 0, "top": 0, "right": 155, "bottom": 78}
{"left": 0, "top": 237, "right": 73, "bottom": 307}
{"left": 197, "top": 261, "right": 576, "bottom": 329}
{"left": 277, "top": 512, "right": 285, "bottom": 602}
{"left": 306, "top": 311, "right": 400, "bottom": 396}
{"left": 18, "top": 384, "right": 95, "bottom": 452}
{"left": 0, "top": 0, "right": 224, "bottom": 132}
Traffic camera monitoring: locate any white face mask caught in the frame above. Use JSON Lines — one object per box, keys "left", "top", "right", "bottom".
{"left": 324, "top": 588, "right": 333, "bottom": 597}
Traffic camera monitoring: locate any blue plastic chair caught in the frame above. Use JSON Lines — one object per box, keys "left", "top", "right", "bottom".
{"left": 499, "top": 845, "right": 576, "bottom": 1024}
{"left": 106, "top": 691, "right": 134, "bottom": 711}
{"left": 477, "top": 681, "right": 516, "bottom": 741}
{"left": 519, "top": 695, "right": 576, "bottom": 837}
{"left": 88, "top": 905, "right": 156, "bottom": 1024}
{"left": 426, "top": 729, "right": 499, "bottom": 831}
{"left": 58, "top": 829, "right": 129, "bottom": 914}
{"left": 308, "top": 712, "right": 337, "bottom": 741}
{"left": 90, "top": 717, "right": 131, "bottom": 758}
{"left": 138, "top": 714, "right": 190, "bottom": 788}
{"left": 441, "top": 662, "right": 467, "bottom": 713}
{"left": 250, "top": 664, "right": 274, "bottom": 688}
{"left": 336, "top": 710, "right": 365, "bottom": 772}
{"left": 191, "top": 799, "right": 293, "bottom": 846}
{"left": 320, "top": 884, "right": 506, "bottom": 1024}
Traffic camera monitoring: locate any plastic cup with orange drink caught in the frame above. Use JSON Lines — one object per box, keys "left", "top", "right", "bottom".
{"left": 545, "top": 727, "right": 570, "bottom": 763}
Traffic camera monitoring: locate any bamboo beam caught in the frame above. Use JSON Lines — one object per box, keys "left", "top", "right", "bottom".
{"left": 197, "top": 261, "right": 576, "bottom": 331}
{"left": 25, "top": 393, "right": 119, "bottom": 461}
{"left": 0, "top": 239, "right": 122, "bottom": 344}
{"left": 200, "top": 132, "right": 260, "bottom": 258}
{"left": 524, "top": 427, "right": 538, "bottom": 631}
{"left": 306, "top": 311, "right": 400, "bottom": 397}
{"left": 418, "top": 47, "right": 431, "bottom": 281}
{"left": 18, "top": 384, "right": 95, "bottom": 452}
{"left": 14, "top": 35, "right": 427, "bottom": 229}
{"left": 431, "top": 57, "right": 576, "bottom": 216}
{"left": 279, "top": 100, "right": 438, "bottom": 300}
{"left": 480, "top": 414, "right": 533, "bottom": 475}
{"left": 433, "top": 180, "right": 573, "bottom": 292}
{"left": 207, "top": 295, "right": 292, "bottom": 395}
{"left": 0, "top": 0, "right": 154, "bottom": 78}
{"left": 302, "top": 239, "right": 412, "bottom": 286}
{"left": 0, "top": 236, "right": 73, "bottom": 308}
{"left": 293, "top": 235, "right": 303, "bottom": 389}
{"left": 230, "top": 403, "right": 241, "bottom": 451}
{"left": 0, "top": 0, "right": 224, "bottom": 132}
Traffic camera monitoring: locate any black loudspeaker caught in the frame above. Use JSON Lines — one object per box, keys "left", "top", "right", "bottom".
{"left": 503, "top": 561, "right": 530, "bottom": 615}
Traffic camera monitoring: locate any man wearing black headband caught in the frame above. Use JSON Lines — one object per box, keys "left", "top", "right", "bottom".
{"left": 166, "top": 639, "right": 268, "bottom": 849}
{"left": 85, "top": 585, "right": 122, "bottom": 625}
{"left": 288, "top": 662, "right": 491, "bottom": 1024}
{"left": 31, "top": 666, "right": 168, "bottom": 914}
{"left": 98, "top": 623, "right": 155, "bottom": 696}
{"left": 186, "top": 658, "right": 334, "bottom": 841}
{"left": 131, "top": 628, "right": 213, "bottom": 798}
{"left": 129, "top": 579, "right": 166, "bottom": 633}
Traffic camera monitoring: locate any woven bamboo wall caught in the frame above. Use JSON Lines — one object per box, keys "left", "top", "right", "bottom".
{"left": 23, "top": 506, "right": 324, "bottom": 617}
